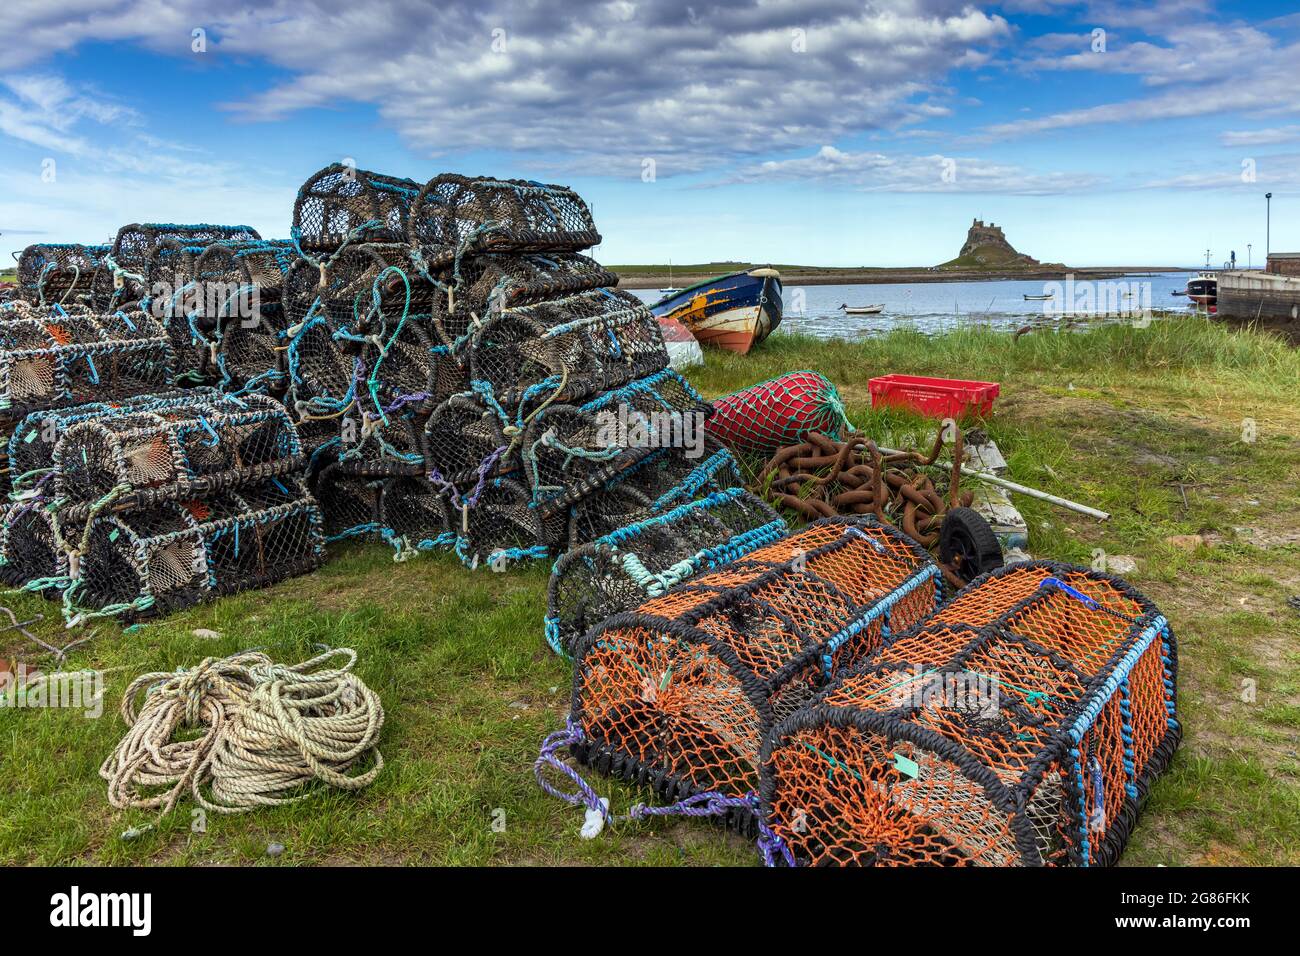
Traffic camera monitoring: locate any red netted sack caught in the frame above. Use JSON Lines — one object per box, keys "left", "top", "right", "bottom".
{"left": 707, "top": 370, "right": 850, "bottom": 456}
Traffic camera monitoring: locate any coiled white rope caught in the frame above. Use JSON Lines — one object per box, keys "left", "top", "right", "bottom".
{"left": 101, "top": 647, "right": 384, "bottom": 816}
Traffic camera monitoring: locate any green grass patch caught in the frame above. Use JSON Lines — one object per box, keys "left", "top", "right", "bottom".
{"left": 1, "top": 318, "right": 1296, "bottom": 866}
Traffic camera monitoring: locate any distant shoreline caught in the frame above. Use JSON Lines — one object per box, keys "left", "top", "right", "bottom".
{"left": 616, "top": 266, "right": 1193, "bottom": 290}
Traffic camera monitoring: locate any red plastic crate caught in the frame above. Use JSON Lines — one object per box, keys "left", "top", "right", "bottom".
{"left": 868, "top": 374, "right": 999, "bottom": 420}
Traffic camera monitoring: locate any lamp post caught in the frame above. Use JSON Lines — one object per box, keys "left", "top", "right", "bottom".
{"left": 1265, "top": 192, "right": 1272, "bottom": 260}
{"left": 1248, "top": 243, "right": 1252, "bottom": 269}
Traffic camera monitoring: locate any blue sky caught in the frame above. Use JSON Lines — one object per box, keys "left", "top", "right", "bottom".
{"left": 3, "top": 0, "right": 1298, "bottom": 268}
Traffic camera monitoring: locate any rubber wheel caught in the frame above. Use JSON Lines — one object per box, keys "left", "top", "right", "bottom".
{"left": 939, "top": 507, "right": 1004, "bottom": 585}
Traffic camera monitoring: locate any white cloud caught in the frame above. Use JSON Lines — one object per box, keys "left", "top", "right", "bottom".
{"left": 723, "top": 144, "right": 1107, "bottom": 194}
{"left": 1220, "top": 126, "right": 1300, "bottom": 147}
{"left": 5, "top": 0, "right": 1012, "bottom": 173}
{"left": 981, "top": 15, "right": 1300, "bottom": 142}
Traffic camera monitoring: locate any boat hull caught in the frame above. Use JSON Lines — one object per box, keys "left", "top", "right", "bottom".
{"left": 650, "top": 269, "right": 782, "bottom": 355}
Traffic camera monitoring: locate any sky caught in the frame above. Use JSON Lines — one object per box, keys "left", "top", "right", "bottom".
{"left": 2, "top": 0, "right": 1298, "bottom": 268}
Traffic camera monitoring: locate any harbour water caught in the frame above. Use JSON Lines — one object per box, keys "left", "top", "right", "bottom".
{"left": 628, "top": 271, "right": 1199, "bottom": 340}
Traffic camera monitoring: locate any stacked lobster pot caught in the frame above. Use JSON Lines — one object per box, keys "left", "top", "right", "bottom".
{"left": 0, "top": 302, "right": 177, "bottom": 496}
{"left": 89, "top": 222, "right": 262, "bottom": 315}
{"left": 0, "top": 223, "right": 328, "bottom": 624}
{"left": 283, "top": 163, "right": 784, "bottom": 575}
{"left": 147, "top": 237, "right": 298, "bottom": 391}
{"left": 15, "top": 243, "right": 112, "bottom": 307}
{"left": 0, "top": 386, "right": 323, "bottom": 624}
{"left": 283, "top": 165, "right": 450, "bottom": 548}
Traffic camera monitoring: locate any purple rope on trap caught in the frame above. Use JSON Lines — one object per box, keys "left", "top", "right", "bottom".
{"left": 462, "top": 445, "right": 506, "bottom": 508}
{"left": 384, "top": 391, "right": 430, "bottom": 415}
{"left": 426, "top": 445, "right": 505, "bottom": 510}
{"left": 628, "top": 791, "right": 797, "bottom": 867}
{"left": 534, "top": 717, "right": 608, "bottom": 819}
{"left": 9, "top": 471, "right": 56, "bottom": 521}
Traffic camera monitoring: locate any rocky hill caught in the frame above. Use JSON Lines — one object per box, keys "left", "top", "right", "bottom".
{"left": 938, "top": 219, "right": 1059, "bottom": 271}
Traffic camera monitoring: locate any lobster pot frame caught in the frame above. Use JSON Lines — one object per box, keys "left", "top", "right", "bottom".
{"left": 378, "top": 475, "right": 454, "bottom": 550}
{"left": 0, "top": 503, "right": 67, "bottom": 589}
{"left": 17, "top": 244, "right": 110, "bottom": 306}
{"left": 362, "top": 315, "right": 466, "bottom": 418}
{"left": 469, "top": 289, "right": 668, "bottom": 411}
{"left": 52, "top": 393, "right": 303, "bottom": 515}
{"left": 216, "top": 307, "right": 288, "bottom": 394}
{"left": 569, "top": 517, "right": 943, "bottom": 812}
{"left": 522, "top": 369, "right": 714, "bottom": 515}
{"left": 70, "top": 478, "right": 324, "bottom": 620}
{"left": 421, "top": 393, "right": 511, "bottom": 489}
{"left": 312, "top": 463, "right": 384, "bottom": 542}
{"left": 282, "top": 243, "right": 431, "bottom": 330}
{"left": 286, "top": 314, "right": 358, "bottom": 426}
{"left": 761, "top": 562, "right": 1180, "bottom": 867}
{"left": 91, "top": 223, "right": 261, "bottom": 312}
{"left": 563, "top": 441, "right": 743, "bottom": 549}
{"left": 546, "top": 488, "right": 787, "bottom": 659}
{"left": 409, "top": 174, "right": 600, "bottom": 265}
{"left": 427, "top": 253, "right": 619, "bottom": 350}
{"left": 7, "top": 388, "right": 224, "bottom": 493}
{"left": 292, "top": 164, "right": 423, "bottom": 250}
{"left": 457, "top": 476, "right": 550, "bottom": 568}
{"left": 0, "top": 307, "right": 176, "bottom": 422}
{"left": 335, "top": 406, "right": 426, "bottom": 477}
{"left": 191, "top": 240, "right": 296, "bottom": 389}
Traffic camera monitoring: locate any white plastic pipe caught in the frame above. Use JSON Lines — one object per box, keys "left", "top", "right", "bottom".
{"left": 878, "top": 448, "right": 1111, "bottom": 521}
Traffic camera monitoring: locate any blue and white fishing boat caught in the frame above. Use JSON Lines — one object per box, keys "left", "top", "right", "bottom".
{"left": 649, "top": 267, "right": 782, "bottom": 354}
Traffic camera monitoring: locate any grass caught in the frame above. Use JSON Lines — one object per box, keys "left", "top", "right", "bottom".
{"left": 1, "top": 316, "right": 1297, "bottom": 866}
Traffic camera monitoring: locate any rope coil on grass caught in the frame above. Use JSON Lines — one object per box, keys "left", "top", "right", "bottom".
{"left": 100, "top": 647, "right": 384, "bottom": 817}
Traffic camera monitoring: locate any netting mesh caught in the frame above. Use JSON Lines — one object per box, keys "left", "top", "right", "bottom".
{"left": 312, "top": 463, "right": 385, "bottom": 542}
{"left": 454, "top": 475, "right": 551, "bottom": 568}
{"left": 292, "top": 164, "right": 424, "bottom": 250}
{"left": 378, "top": 474, "right": 455, "bottom": 551}
{"left": 51, "top": 392, "right": 303, "bottom": 514}
{"left": 761, "top": 561, "right": 1179, "bottom": 867}
{"left": 409, "top": 174, "right": 600, "bottom": 264}
{"left": 0, "top": 502, "right": 67, "bottom": 588}
{"left": 91, "top": 223, "right": 261, "bottom": 312}
{"left": 546, "top": 488, "right": 787, "bottom": 658}
{"left": 17, "top": 243, "right": 110, "bottom": 307}
{"left": 6, "top": 387, "right": 224, "bottom": 493}
{"left": 469, "top": 289, "right": 668, "bottom": 411}
{"left": 568, "top": 517, "right": 942, "bottom": 808}
{"left": 708, "top": 370, "right": 852, "bottom": 456}
{"left": 0, "top": 304, "right": 176, "bottom": 421}
{"left": 69, "top": 477, "right": 324, "bottom": 621}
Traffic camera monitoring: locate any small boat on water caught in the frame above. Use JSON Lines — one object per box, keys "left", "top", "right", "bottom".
{"left": 840, "top": 303, "right": 884, "bottom": 315}
{"left": 650, "top": 266, "right": 782, "bottom": 354}
{"left": 1185, "top": 271, "right": 1217, "bottom": 309}
{"left": 1023, "top": 293, "right": 1054, "bottom": 301}
{"left": 660, "top": 260, "right": 681, "bottom": 293}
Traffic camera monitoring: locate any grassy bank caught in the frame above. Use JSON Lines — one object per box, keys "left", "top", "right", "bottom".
{"left": 1, "top": 316, "right": 1296, "bottom": 866}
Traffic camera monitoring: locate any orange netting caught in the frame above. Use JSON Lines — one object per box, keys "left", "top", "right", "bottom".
{"left": 568, "top": 516, "right": 942, "bottom": 810}
{"left": 761, "top": 561, "right": 1179, "bottom": 866}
